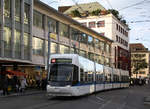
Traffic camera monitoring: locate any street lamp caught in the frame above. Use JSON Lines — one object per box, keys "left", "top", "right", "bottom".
{"left": 47, "top": 22, "right": 51, "bottom": 81}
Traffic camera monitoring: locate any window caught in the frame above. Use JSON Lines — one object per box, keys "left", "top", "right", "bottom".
{"left": 81, "top": 22, "right": 87, "bottom": 26}
{"left": 24, "top": 3, "right": 30, "bottom": 25}
{"left": 116, "top": 35, "right": 118, "bottom": 42}
{"left": 116, "top": 24, "right": 118, "bottom": 30}
{"left": 60, "top": 45, "right": 69, "bottom": 54}
{"left": 4, "top": 27, "right": 11, "bottom": 57}
{"left": 95, "top": 38, "right": 100, "bottom": 49}
{"left": 139, "top": 71, "right": 145, "bottom": 74}
{"left": 4, "top": 0, "right": 11, "bottom": 17}
{"left": 97, "top": 21, "right": 105, "bottom": 27}
{"left": 47, "top": 17, "right": 57, "bottom": 33}
{"left": 59, "top": 22, "right": 69, "bottom": 38}
{"left": 80, "top": 33, "right": 87, "bottom": 44}
{"left": 33, "top": 10, "right": 43, "bottom": 29}
{"left": 71, "top": 28, "right": 80, "bottom": 41}
{"left": 15, "top": 0, "right": 21, "bottom": 22}
{"left": 88, "top": 36, "right": 94, "bottom": 47}
{"left": 80, "top": 50, "right": 86, "bottom": 57}
{"left": 24, "top": 33, "right": 30, "bottom": 60}
{"left": 14, "top": 30, "right": 21, "bottom": 59}
{"left": 33, "top": 37, "right": 44, "bottom": 56}
{"left": 89, "top": 22, "right": 95, "bottom": 28}
{"left": 100, "top": 41, "right": 105, "bottom": 52}
{"left": 51, "top": 42, "right": 58, "bottom": 54}
{"left": 100, "top": 33, "right": 105, "bottom": 36}
{"left": 106, "top": 44, "right": 110, "bottom": 53}
{"left": 88, "top": 52, "right": 94, "bottom": 61}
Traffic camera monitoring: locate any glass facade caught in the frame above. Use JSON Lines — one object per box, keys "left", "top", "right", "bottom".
{"left": 33, "top": 37, "right": 44, "bottom": 56}
{"left": 80, "top": 33, "right": 87, "bottom": 44}
{"left": 51, "top": 42, "right": 57, "bottom": 54}
{"left": 24, "top": 3, "right": 30, "bottom": 25}
{"left": 33, "top": 10, "right": 43, "bottom": 29}
{"left": 4, "top": 0, "right": 11, "bottom": 17}
{"left": 15, "top": 0, "right": 21, "bottom": 22}
{"left": 88, "top": 35, "right": 94, "bottom": 47}
{"left": 4, "top": 27, "right": 11, "bottom": 57}
{"left": 60, "top": 44, "right": 69, "bottom": 54}
{"left": 59, "top": 22, "right": 69, "bottom": 38}
{"left": 95, "top": 38, "right": 100, "bottom": 49}
{"left": 24, "top": 33, "right": 30, "bottom": 60}
{"left": 14, "top": 30, "right": 21, "bottom": 59}
{"left": 80, "top": 50, "right": 86, "bottom": 57}
{"left": 71, "top": 28, "right": 80, "bottom": 41}
{"left": 100, "top": 41, "right": 105, "bottom": 52}
{"left": 47, "top": 17, "right": 57, "bottom": 33}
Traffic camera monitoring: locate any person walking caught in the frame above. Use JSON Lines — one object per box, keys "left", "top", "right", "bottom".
{"left": 20, "top": 76, "right": 27, "bottom": 93}
{"left": 2, "top": 75, "right": 9, "bottom": 96}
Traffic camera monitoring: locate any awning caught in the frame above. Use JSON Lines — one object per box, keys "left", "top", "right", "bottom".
{"left": 5, "top": 70, "right": 26, "bottom": 76}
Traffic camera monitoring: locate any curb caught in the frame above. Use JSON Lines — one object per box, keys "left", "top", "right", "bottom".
{"left": 0, "top": 90, "right": 46, "bottom": 98}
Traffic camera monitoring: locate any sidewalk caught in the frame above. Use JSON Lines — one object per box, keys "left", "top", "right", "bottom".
{"left": 144, "top": 84, "right": 150, "bottom": 105}
{"left": 0, "top": 89, "right": 46, "bottom": 98}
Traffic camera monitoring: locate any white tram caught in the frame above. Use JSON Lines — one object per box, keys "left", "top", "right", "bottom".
{"left": 47, "top": 54, "right": 129, "bottom": 96}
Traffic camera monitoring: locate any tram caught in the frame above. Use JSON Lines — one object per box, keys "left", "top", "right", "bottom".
{"left": 46, "top": 54, "right": 129, "bottom": 96}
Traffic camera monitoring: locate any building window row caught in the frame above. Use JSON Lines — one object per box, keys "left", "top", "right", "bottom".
{"left": 81, "top": 20, "right": 105, "bottom": 28}
{"left": 116, "top": 35, "right": 128, "bottom": 47}
{"left": 116, "top": 24, "right": 128, "bottom": 37}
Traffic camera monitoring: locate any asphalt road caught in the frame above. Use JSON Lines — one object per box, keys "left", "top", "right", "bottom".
{"left": 0, "top": 85, "right": 150, "bottom": 109}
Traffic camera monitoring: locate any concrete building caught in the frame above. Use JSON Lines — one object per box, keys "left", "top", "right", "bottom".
{"left": 130, "top": 43, "right": 150, "bottom": 79}
{"left": 59, "top": 2, "right": 130, "bottom": 70}
{"left": 0, "top": 0, "right": 112, "bottom": 89}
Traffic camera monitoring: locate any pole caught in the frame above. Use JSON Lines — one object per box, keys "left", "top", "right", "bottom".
{"left": 47, "top": 22, "right": 51, "bottom": 81}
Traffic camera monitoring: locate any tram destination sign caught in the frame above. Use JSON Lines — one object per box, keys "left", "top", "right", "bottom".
{"left": 51, "top": 58, "right": 72, "bottom": 63}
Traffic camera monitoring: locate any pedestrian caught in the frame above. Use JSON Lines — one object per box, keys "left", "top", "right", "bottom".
{"left": 20, "top": 76, "right": 28, "bottom": 93}
{"left": 2, "top": 75, "right": 9, "bottom": 96}
{"left": 35, "top": 73, "right": 41, "bottom": 89}
{"left": 41, "top": 76, "right": 47, "bottom": 90}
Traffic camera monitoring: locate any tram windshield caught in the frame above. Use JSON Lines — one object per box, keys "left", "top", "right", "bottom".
{"left": 49, "top": 64, "right": 73, "bottom": 82}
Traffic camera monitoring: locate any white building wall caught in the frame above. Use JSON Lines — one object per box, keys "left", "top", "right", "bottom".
{"left": 74, "top": 14, "right": 129, "bottom": 68}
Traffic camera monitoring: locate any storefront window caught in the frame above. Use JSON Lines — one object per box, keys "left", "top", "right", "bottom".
{"left": 59, "top": 22, "right": 69, "bottom": 38}
{"left": 47, "top": 17, "right": 57, "bottom": 33}
{"left": 14, "top": 30, "right": 21, "bottom": 59}
{"left": 24, "top": 33, "right": 30, "bottom": 60}
{"left": 4, "top": 27, "right": 11, "bottom": 57}
{"left": 33, "top": 37, "right": 44, "bottom": 56}
{"left": 33, "top": 10, "right": 43, "bottom": 29}
{"left": 15, "top": 0, "right": 21, "bottom": 22}
{"left": 4, "top": 0, "right": 11, "bottom": 17}
{"left": 24, "top": 3, "right": 30, "bottom": 25}
{"left": 60, "top": 45, "right": 69, "bottom": 54}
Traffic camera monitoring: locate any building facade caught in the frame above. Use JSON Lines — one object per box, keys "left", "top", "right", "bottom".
{"left": 59, "top": 2, "right": 130, "bottom": 70}
{"left": 0, "top": 0, "right": 112, "bottom": 89}
{"left": 130, "top": 43, "right": 150, "bottom": 79}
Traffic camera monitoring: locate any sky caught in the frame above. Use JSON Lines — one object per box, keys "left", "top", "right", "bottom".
{"left": 41, "top": 0, "right": 150, "bottom": 49}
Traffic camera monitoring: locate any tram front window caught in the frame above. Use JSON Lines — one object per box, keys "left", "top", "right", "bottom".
{"left": 50, "top": 64, "right": 73, "bottom": 82}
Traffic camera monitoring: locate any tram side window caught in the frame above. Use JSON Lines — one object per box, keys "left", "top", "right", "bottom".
{"left": 80, "top": 68, "right": 85, "bottom": 83}
{"left": 72, "top": 65, "right": 79, "bottom": 85}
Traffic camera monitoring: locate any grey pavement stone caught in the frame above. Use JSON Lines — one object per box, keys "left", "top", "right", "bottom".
{"left": 144, "top": 96, "right": 150, "bottom": 105}
{"left": 0, "top": 89, "right": 46, "bottom": 98}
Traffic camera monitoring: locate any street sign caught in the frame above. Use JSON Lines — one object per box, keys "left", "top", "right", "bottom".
{"left": 50, "top": 33, "right": 57, "bottom": 40}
